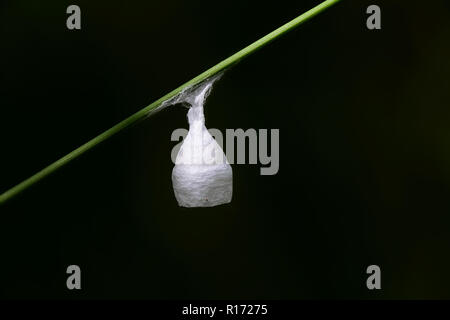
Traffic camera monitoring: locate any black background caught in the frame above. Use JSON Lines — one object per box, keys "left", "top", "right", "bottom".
{"left": 1, "top": 0, "right": 450, "bottom": 299}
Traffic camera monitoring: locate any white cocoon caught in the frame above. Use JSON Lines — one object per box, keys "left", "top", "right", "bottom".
{"left": 172, "top": 82, "right": 232, "bottom": 207}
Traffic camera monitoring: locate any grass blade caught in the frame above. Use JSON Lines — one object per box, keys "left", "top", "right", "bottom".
{"left": 0, "top": 0, "right": 342, "bottom": 205}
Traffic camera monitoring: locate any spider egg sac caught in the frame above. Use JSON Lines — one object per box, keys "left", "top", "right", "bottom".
{"left": 172, "top": 84, "right": 232, "bottom": 208}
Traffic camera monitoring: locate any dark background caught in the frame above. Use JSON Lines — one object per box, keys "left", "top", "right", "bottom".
{"left": 1, "top": 0, "right": 450, "bottom": 299}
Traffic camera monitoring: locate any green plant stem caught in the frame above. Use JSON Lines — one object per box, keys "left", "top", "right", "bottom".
{"left": 0, "top": 0, "right": 341, "bottom": 205}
